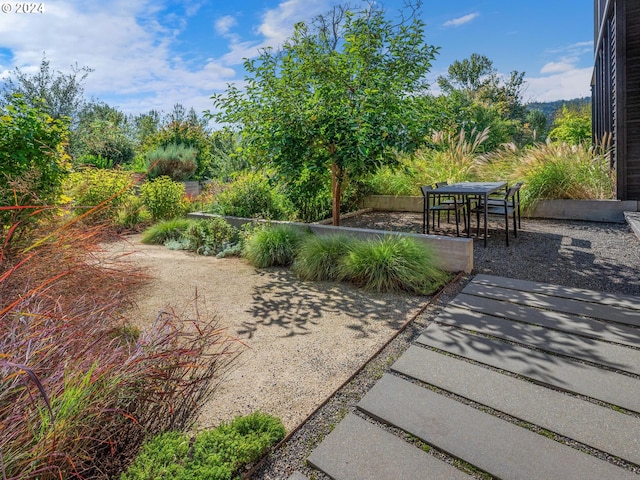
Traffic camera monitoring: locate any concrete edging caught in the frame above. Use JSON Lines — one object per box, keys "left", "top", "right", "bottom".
{"left": 188, "top": 212, "right": 473, "bottom": 273}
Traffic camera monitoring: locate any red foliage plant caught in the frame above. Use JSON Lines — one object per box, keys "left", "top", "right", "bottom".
{"left": 0, "top": 208, "right": 243, "bottom": 479}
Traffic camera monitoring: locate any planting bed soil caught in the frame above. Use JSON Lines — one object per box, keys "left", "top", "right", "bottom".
{"left": 105, "top": 234, "right": 428, "bottom": 432}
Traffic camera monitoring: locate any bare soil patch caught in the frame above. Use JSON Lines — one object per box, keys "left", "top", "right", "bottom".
{"left": 106, "top": 235, "right": 427, "bottom": 431}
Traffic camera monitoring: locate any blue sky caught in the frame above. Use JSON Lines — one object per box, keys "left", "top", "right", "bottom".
{"left": 0, "top": 0, "right": 593, "bottom": 117}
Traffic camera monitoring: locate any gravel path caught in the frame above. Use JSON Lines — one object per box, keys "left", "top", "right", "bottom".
{"left": 106, "top": 234, "right": 427, "bottom": 432}
{"left": 252, "top": 213, "right": 640, "bottom": 479}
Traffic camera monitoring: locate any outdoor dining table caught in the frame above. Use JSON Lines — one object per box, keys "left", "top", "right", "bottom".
{"left": 425, "top": 181, "right": 507, "bottom": 247}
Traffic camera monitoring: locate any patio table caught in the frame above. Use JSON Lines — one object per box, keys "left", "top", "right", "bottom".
{"left": 425, "top": 181, "right": 507, "bottom": 247}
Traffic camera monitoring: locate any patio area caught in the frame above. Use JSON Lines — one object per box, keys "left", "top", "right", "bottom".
{"left": 255, "top": 213, "right": 640, "bottom": 479}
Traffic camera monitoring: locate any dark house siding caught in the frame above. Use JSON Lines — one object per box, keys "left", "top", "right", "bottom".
{"left": 593, "top": 0, "right": 640, "bottom": 200}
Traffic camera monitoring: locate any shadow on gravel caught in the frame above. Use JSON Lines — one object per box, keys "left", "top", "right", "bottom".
{"left": 240, "top": 268, "right": 426, "bottom": 339}
{"left": 473, "top": 221, "right": 640, "bottom": 296}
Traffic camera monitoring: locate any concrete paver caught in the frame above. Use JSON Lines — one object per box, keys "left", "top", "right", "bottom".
{"left": 450, "top": 293, "right": 640, "bottom": 347}
{"left": 307, "top": 413, "right": 471, "bottom": 480}
{"left": 471, "top": 273, "right": 640, "bottom": 310}
{"left": 392, "top": 345, "right": 640, "bottom": 466}
{"left": 436, "top": 306, "right": 640, "bottom": 374}
{"left": 303, "top": 275, "right": 640, "bottom": 480}
{"left": 358, "top": 374, "right": 638, "bottom": 480}
{"left": 461, "top": 283, "right": 640, "bottom": 326}
{"left": 415, "top": 324, "right": 640, "bottom": 413}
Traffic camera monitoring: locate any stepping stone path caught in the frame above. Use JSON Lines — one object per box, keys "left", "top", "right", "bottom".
{"left": 304, "top": 274, "right": 640, "bottom": 479}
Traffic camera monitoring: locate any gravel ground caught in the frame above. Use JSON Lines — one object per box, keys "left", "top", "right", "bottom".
{"left": 107, "top": 233, "right": 427, "bottom": 433}
{"left": 252, "top": 212, "right": 640, "bottom": 479}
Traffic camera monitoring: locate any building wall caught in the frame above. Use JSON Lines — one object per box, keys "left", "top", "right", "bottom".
{"left": 626, "top": 2, "right": 640, "bottom": 199}
{"left": 592, "top": 0, "right": 640, "bottom": 200}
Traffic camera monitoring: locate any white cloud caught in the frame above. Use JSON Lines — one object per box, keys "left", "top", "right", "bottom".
{"left": 0, "top": 0, "right": 237, "bottom": 114}
{"left": 221, "top": 0, "right": 330, "bottom": 66}
{"left": 443, "top": 13, "right": 479, "bottom": 28}
{"left": 523, "top": 40, "right": 594, "bottom": 101}
{"left": 540, "top": 56, "right": 580, "bottom": 74}
{"left": 526, "top": 67, "right": 592, "bottom": 102}
{"left": 215, "top": 15, "right": 237, "bottom": 36}
{"left": 0, "top": 0, "right": 348, "bottom": 114}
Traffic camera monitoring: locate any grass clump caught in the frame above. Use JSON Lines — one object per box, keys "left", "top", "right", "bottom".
{"left": 364, "top": 128, "right": 488, "bottom": 196}
{"left": 513, "top": 142, "right": 614, "bottom": 211}
{"left": 339, "top": 236, "right": 448, "bottom": 295}
{"left": 121, "top": 412, "right": 286, "bottom": 480}
{"left": 141, "top": 218, "right": 195, "bottom": 244}
{"left": 293, "top": 235, "right": 355, "bottom": 281}
{"left": 243, "top": 224, "right": 307, "bottom": 268}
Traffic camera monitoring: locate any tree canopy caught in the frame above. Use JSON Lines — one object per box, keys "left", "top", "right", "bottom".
{"left": 1, "top": 55, "right": 92, "bottom": 123}
{"left": 210, "top": 2, "right": 438, "bottom": 225}
{"left": 423, "top": 53, "right": 531, "bottom": 149}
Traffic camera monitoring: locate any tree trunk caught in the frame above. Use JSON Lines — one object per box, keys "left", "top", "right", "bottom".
{"left": 331, "top": 162, "right": 342, "bottom": 226}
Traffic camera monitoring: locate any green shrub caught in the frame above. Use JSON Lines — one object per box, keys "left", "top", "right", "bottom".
{"left": 548, "top": 104, "right": 591, "bottom": 145}
{"left": 338, "top": 236, "right": 448, "bottom": 295}
{"left": 216, "top": 242, "right": 244, "bottom": 258}
{"left": 140, "top": 176, "right": 188, "bottom": 221}
{"left": 214, "top": 172, "right": 292, "bottom": 220}
{"left": 121, "top": 412, "right": 285, "bottom": 480}
{"left": 141, "top": 218, "right": 195, "bottom": 245}
{"left": 1, "top": 96, "right": 70, "bottom": 231}
{"left": 146, "top": 143, "right": 198, "bottom": 181}
{"left": 65, "top": 168, "right": 136, "bottom": 222}
{"left": 243, "top": 224, "right": 307, "bottom": 268}
{"left": 293, "top": 235, "right": 355, "bottom": 281}
{"left": 142, "top": 118, "right": 213, "bottom": 180}
{"left": 191, "top": 412, "right": 285, "bottom": 475}
{"left": 363, "top": 163, "right": 417, "bottom": 196}
{"left": 119, "top": 431, "right": 192, "bottom": 479}
{"left": 183, "top": 217, "right": 237, "bottom": 256}
{"left": 364, "top": 129, "right": 487, "bottom": 196}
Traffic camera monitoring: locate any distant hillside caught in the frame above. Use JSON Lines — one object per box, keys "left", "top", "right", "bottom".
{"left": 526, "top": 97, "right": 591, "bottom": 124}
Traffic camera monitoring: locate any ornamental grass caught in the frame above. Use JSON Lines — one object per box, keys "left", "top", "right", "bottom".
{"left": 0, "top": 207, "right": 242, "bottom": 479}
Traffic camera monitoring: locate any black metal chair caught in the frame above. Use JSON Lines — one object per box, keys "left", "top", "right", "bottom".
{"left": 483, "top": 182, "right": 523, "bottom": 228}
{"left": 421, "top": 185, "right": 465, "bottom": 236}
{"left": 471, "top": 185, "right": 520, "bottom": 246}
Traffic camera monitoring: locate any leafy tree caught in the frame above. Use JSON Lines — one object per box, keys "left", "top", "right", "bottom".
{"left": 438, "top": 53, "right": 525, "bottom": 118}
{"left": 0, "top": 95, "right": 70, "bottom": 228}
{"left": 71, "top": 102, "right": 135, "bottom": 166}
{"left": 1, "top": 54, "right": 92, "bottom": 122}
{"left": 210, "top": 2, "right": 438, "bottom": 225}
{"left": 438, "top": 53, "right": 496, "bottom": 94}
{"left": 432, "top": 53, "right": 528, "bottom": 149}
{"left": 209, "top": 130, "right": 249, "bottom": 181}
{"left": 548, "top": 104, "right": 592, "bottom": 145}
{"left": 130, "top": 109, "right": 162, "bottom": 148}
{"left": 524, "top": 108, "right": 548, "bottom": 141}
